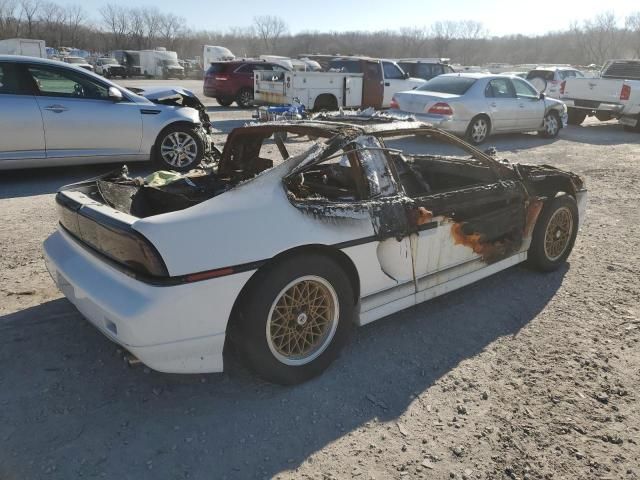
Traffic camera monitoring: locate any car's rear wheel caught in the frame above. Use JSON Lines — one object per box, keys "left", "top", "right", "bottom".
{"left": 527, "top": 195, "right": 579, "bottom": 272}
{"left": 313, "top": 94, "right": 338, "bottom": 111}
{"left": 466, "top": 115, "right": 490, "bottom": 145}
{"left": 154, "top": 124, "right": 204, "bottom": 172}
{"left": 539, "top": 111, "right": 560, "bottom": 138}
{"left": 234, "top": 254, "right": 354, "bottom": 385}
{"left": 216, "top": 96, "right": 233, "bottom": 107}
{"left": 236, "top": 88, "right": 254, "bottom": 108}
{"left": 567, "top": 108, "right": 587, "bottom": 125}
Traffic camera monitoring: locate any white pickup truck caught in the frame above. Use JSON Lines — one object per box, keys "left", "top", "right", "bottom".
{"left": 254, "top": 57, "right": 425, "bottom": 110}
{"left": 561, "top": 60, "right": 640, "bottom": 131}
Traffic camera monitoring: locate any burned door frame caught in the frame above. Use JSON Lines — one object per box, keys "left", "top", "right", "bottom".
{"left": 361, "top": 60, "right": 384, "bottom": 109}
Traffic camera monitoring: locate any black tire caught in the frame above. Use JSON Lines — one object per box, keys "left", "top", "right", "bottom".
{"left": 233, "top": 253, "right": 354, "bottom": 385}
{"left": 313, "top": 94, "right": 338, "bottom": 112}
{"left": 465, "top": 115, "right": 491, "bottom": 145}
{"left": 153, "top": 124, "right": 204, "bottom": 172}
{"left": 216, "top": 96, "right": 234, "bottom": 107}
{"left": 527, "top": 195, "right": 579, "bottom": 272}
{"left": 595, "top": 112, "right": 613, "bottom": 122}
{"left": 236, "top": 88, "right": 254, "bottom": 108}
{"left": 538, "top": 110, "right": 561, "bottom": 138}
{"left": 567, "top": 108, "right": 587, "bottom": 125}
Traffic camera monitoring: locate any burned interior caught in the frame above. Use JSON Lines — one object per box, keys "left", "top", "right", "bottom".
{"left": 85, "top": 119, "right": 582, "bottom": 265}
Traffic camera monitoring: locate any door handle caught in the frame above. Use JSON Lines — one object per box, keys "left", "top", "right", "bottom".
{"left": 490, "top": 102, "right": 497, "bottom": 107}
{"left": 384, "top": 82, "right": 390, "bottom": 87}
{"left": 519, "top": 103, "right": 525, "bottom": 108}
{"left": 44, "top": 105, "right": 67, "bottom": 113}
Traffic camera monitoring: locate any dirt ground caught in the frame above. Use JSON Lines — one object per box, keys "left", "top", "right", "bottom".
{"left": 0, "top": 90, "right": 639, "bottom": 480}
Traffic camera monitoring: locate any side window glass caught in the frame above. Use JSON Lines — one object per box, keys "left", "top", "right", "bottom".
{"left": 382, "top": 62, "right": 404, "bottom": 80}
{"left": 486, "top": 79, "right": 515, "bottom": 98}
{"left": 235, "top": 64, "right": 250, "bottom": 73}
{"left": 417, "top": 64, "right": 432, "bottom": 78}
{"left": 28, "top": 66, "right": 109, "bottom": 100}
{"left": 0, "top": 63, "right": 27, "bottom": 95}
{"left": 512, "top": 78, "right": 538, "bottom": 99}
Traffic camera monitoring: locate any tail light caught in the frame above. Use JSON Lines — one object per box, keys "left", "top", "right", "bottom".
{"left": 560, "top": 81, "right": 566, "bottom": 95}
{"left": 390, "top": 97, "right": 399, "bottom": 109}
{"left": 427, "top": 102, "right": 453, "bottom": 115}
{"left": 621, "top": 84, "right": 631, "bottom": 101}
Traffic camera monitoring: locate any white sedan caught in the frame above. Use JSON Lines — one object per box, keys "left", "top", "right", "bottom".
{"left": 44, "top": 119, "right": 586, "bottom": 384}
{"left": 390, "top": 73, "right": 568, "bottom": 144}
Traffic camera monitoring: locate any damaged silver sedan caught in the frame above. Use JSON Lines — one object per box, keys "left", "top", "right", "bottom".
{"left": 0, "top": 56, "right": 216, "bottom": 171}
{"left": 43, "top": 118, "right": 586, "bottom": 384}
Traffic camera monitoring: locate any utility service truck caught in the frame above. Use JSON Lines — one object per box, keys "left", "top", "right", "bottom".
{"left": 254, "top": 57, "right": 425, "bottom": 110}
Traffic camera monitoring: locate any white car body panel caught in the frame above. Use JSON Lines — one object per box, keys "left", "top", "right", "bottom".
{"left": 43, "top": 122, "right": 587, "bottom": 375}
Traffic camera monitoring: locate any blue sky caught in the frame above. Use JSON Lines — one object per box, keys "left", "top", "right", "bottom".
{"left": 68, "top": 0, "right": 635, "bottom": 36}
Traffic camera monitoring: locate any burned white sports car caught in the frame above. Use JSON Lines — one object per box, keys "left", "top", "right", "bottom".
{"left": 44, "top": 119, "right": 586, "bottom": 384}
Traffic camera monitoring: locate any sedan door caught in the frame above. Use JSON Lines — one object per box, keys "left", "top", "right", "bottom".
{"left": 25, "top": 64, "right": 143, "bottom": 161}
{"left": 484, "top": 78, "right": 519, "bottom": 132}
{"left": 0, "top": 62, "right": 46, "bottom": 165}
{"left": 512, "top": 78, "right": 545, "bottom": 130}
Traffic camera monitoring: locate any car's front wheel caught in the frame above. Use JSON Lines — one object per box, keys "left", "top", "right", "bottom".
{"left": 154, "top": 124, "right": 204, "bottom": 172}
{"left": 234, "top": 254, "right": 354, "bottom": 385}
{"left": 466, "top": 115, "right": 490, "bottom": 145}
{"left": 539, "top": 111, "right": 560, "bottom": 138}
{"left": 527, "top": 195, "right": 579, "bottom": 272}
{"left": 216, "top": 96, "right": 234, "bottom": 107}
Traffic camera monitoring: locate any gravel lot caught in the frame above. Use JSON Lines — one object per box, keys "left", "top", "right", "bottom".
{"left": 1, "top": 83, "right": 639, "bottom": 480}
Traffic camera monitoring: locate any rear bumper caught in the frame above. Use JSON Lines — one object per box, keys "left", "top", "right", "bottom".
{"left": 394, "top": 110, "right": 469, "bottom": 135}
{"left": 563, "top": 98, "right": 625, "bottom": 114}
{"left": 43, "top": 228, "right": 254, "bottom": 374}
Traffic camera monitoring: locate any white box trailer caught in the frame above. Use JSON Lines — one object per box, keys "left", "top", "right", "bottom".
{"left": 0, "top": 38, "right": 46, "bottom": 58}
{"left": 139, "top": 49, "right": 185, "bottom": 79}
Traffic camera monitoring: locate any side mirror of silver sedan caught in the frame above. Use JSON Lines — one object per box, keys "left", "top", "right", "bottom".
{"left": 108, "top": 86, "right": 123, "bottom": 102}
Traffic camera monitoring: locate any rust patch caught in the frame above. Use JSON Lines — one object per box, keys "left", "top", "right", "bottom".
{"left": 524, "top": 198, "right": 544, "bottom": 238}
{"left": 408, "top": 207, "right": 434, "bottom": 227}
{"left": 450, "top": 222, "right": 519, "bottom": 264}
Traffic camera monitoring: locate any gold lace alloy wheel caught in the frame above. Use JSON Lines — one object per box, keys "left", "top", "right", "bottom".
{"left": 543, "top": 206, "right": 573, "bottom": 261}
{"left": 266, "top": 275, "right": 339, "bottom": 366}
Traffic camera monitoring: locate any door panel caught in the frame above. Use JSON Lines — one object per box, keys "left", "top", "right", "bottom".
{"left": 512, "top": 78, "right": 545, "bottom": 130}
{"left": 362, "top": 60, "right": 383, "bottom": 109}
{"left": 411, "top": 181, "right": 528, "bottom": 288}
{"left": 26, "top": 64, "right": 143, "bottom": 158}
{"left": 0, "top": 63, "right": 45, "bottom": 161}
{"left": 485, "top": 78, "right": 518, "bottom": 131}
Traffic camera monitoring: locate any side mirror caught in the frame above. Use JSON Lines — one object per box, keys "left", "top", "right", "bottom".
{"left": 404, "top": 72, "right": 410, "bottom": 79}
{"left": 108, "top": 86, "right": 123, "bottom": 102}
{"left": 539, "top": 92, "right": 545, "bottom": 100}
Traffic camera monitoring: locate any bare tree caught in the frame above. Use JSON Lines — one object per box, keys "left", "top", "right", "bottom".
{"left": 0, "top": 0, "right": 17, "bottom": 36}
{"left": 398, "top": 26, "right": 430, "bottom": 57}
{"left": 253, "top": 15, "right": 288, "bottom": 52}
{"left": 65, "top": 4, "right": 84, "bottom": 47}
{"left": 431, "top": 21, "right": 458, "bottom": 58}
{"left": 128, "top": 8, "right": 145, "bottom": 49}
{"left": 142, "top": 7, "right": 162, "bottom": 48}
{"left": 574, "top": 12, "right": 624, "bottom": 65}
{"left": 99, "top": 4, "right": 129, "bottom": 49}
{"left": 456, "top": 20, "right": 487, "bottom": 65}
{"left": 19, "top": 0, "right": 41, "bottom": 36}
{"left": 626, "top": 12, "right": 640, "bottom": 58}
{"left": 158, "top": 13, "right": 185, "bottom": 49}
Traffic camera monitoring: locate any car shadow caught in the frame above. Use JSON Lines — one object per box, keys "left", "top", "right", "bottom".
{"left": 0, "top": 262, "right": 568, "bottom": 480}
{"left": 0, "top": 163, "right": 153, "bottom": 200}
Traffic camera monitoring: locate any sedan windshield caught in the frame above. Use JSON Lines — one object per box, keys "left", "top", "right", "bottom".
{"left": 417, "top": 76, "right": 477, "bottom": 95}
{"left": 101, "top": 58, "right": 118, "bottom": 65}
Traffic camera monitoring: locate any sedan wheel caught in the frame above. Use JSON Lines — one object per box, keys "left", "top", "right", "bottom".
{"left": 236, "top": 89, "right": 254, "bottom": 108}
{"left": 154, "top": 125, "right": 204, "bottom": 172}
{"left": 543, "top": 207, "right": 573, "bottom": 261}
{"left": 540, "top": 112, "right": 560, "bottom": 138}
{"left": 467, "top": 117, "right": 489, "bottom": 145}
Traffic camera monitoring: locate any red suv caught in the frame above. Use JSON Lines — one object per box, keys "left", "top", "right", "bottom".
{"left": 203, "top": 60, "right": 289, "bottom": 107}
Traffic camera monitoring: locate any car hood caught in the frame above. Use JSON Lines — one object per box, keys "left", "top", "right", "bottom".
{"left": 134, "top": 86, "right": 198, "bottom": 102}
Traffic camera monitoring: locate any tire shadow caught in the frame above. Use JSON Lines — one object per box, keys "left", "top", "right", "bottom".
{"left": 0, "top": 262, "right": 568, "bottom": 480}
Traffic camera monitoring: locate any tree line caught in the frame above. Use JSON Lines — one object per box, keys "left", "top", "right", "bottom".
{"left": 1, "top": 1, "right": 640, "bottom": 66}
